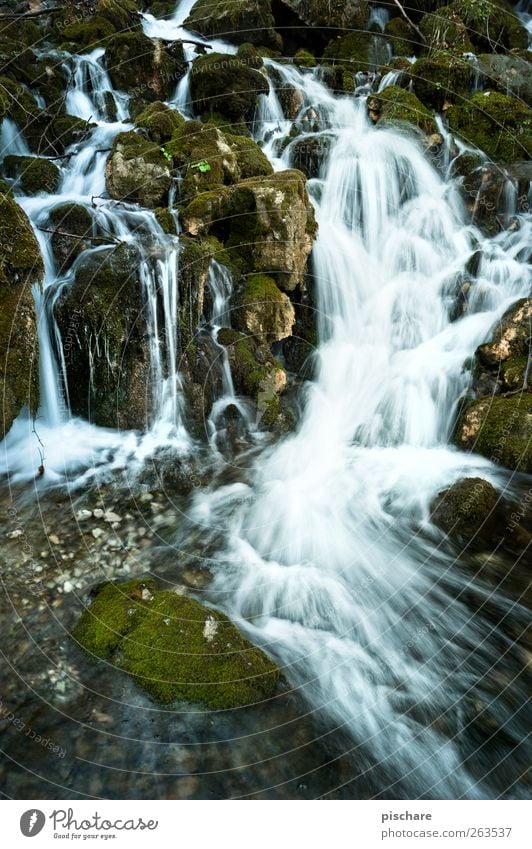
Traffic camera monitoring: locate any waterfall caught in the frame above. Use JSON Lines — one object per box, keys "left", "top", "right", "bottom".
{"left": 0, "top": 118, "right": 30, "bottom": 159}
{"left": 64, "top": 49, "right": 129, "bottom": 123}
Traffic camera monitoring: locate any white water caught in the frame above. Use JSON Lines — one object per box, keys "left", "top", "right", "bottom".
{"left": 1, "top": 0, "right": 531, "bottom": 797}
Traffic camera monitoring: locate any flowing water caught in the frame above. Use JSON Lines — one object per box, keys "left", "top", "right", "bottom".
{"left": 1, "top": 0, "right": 531, "bottom": 799}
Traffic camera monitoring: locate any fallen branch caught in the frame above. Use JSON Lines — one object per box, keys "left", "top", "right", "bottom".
{"left": 38, "top": 226, "right": 120, "bottom": 244}
{"left": 389, "top": 0, "right": 426, "bottom": 45}
{"left": 0, "top": 6, "right": 64, "bottom": 20}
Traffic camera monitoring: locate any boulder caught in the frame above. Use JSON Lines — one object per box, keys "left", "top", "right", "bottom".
{"left": 184, "top": 0, "right": 281, "bottom": 49}
{"left": 234, "top": 273, "right": 295, "bottom": 343}
{"left": 368, "top": 85, "right": 437, "bottom": 135}
{"left": 410, "top": 55, "right": 471, "bottom": 111}
{"left": 431, "top": 477, "right": 501, "bottom": 546}
{"left": 134, "top": 101, "right": 184, "bottom": 143}
{"left": 105, "top": 130, "right": 172, "bottom": 207}
{"left": 278, "top": 0, "right": 368, "bottom": 31}
{"left": 54, "top": 243, "right": 151, "bottom": 430}
{"left": 456, "top": 0, "right": 528, "bottom": 53}
{"left": 73, "top": 578, "right": 280, "bottom": 707}
{"left": 0, "top": 193, "right": 42, "bottom": 437}
{"left": 2, "top": 155, "right": 60, "bottom": 195}
{"left": 455, "top": 394, "right": 532, "bottom": 473}
{"left": 474, "top": 299, "right": 532, "bottom": 395}
{"left": 419, "top": 6, "right": 473, "bottom": 53}
{"left": 189, "top": 52, "right": 269, "bottom": 127}
{"left": 105, "top": 32, "right": 186, "bottom": 102}
{"left": 384, "top": 17, "right": 418, "bottom": 57}
{"left": 48, "top": 203, "right": 95, "bottom": 273}
{"left": 476, "top": 54, "right": 532, "bottom": 107}
{"left": 447, "top": 90, "right": 532, "bottom": 164}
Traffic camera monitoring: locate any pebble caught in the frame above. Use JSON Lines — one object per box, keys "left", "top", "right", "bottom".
{"left": 93, "top": 508, "right": 104, "bottom": 519}
{"left": 48, "top": 534, "right": 60, "bottom": 545}
{"left": 104, "top": 511, "right": 121, "bottom": 523}
{"left": 63, "top": 581, "right": 74, "bottom": 593}
{"left": 7, "top": 529, "right": 23, "bottom": 539}
{"left": 76, "top": 509, "right": 93, "bottom": 521}
{"left": 92, "top": 528, "right": 105, "bottom": 539}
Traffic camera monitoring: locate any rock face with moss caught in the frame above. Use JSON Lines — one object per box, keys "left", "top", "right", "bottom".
{"left": 54, "top": 244, "right": 151, "bottom": 430}
{"left": 474, "top": 299, "right": 532, "bottom": 395}
{"left": 105, "top": 32, "right": 186, "bottom": 103}
{"left": 189, "top": 52, "right": 269, "bottom": 127}
{"left": 368, "top": 86, "right": 437, "bottom": 136}
{"left": 411, "top": 55, "right": 471, "bottom": 112}
{"left": 455, "top": 395, "right": 532, "bottom": 473}
{"left": 2, "top": 156, "right": 60, "bottom": 196}
{"left": 183, "top": 170, "right": 316, "bottom": 291}
{"left": 447, "top": 90, "right": 532, "bottom": 164}
{"left": 0, "top": 193, "right": 42, "bottom": 437}
{"left": 48, "top": 203, "right": 96, "bottom": 273}
{"left": 134, "top": 101, "right": 184, "bottom": 143}
{"left": 476, "top": 54, "right": 532, "bottom": 108}
{"left": 185, "top": 0, "right": 281, "bottom": 48}
{"left": 106, "top": 130, "right": 172, "bottom": 207}
{"left": 234, "top": 274, "right": 295, "bottom": 342}
{"left": 431, "top": 477, "right": 501, "bottom": 545}
{"left": 73, "top": 578, "right": 280, "bottom": 708}
{"left": 279, "top": 0, "right": 368, "bottom": 30}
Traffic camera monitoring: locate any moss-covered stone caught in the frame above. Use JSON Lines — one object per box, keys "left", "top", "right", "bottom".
{"left": 177, "top": 235, "right": 212, "bottom": 350}
{"left": 455, "top": 393, "right": 532, "bottom": 472}
{"left": 3, "top": 155, "right": 60, "bottom": 195}
{"left": 369, "top": 85, "right": 437, "bottom": 135}
{"left": 60, "top": 16, "right": 117, "bottom": 53}
{"left": 294, "top": 48, "right": 316, "bottom": 68}
{"left": 0, "top": 194, "right": 42, "bottom": 436}
{"left": 234, "top": 273, "right": 295, "bottom": 343}
{"left": 105, "top": 32, "right": 186, "bottom": 101}
{"left": 419, "top": 5, "right": 474, "bottom": 54}
{"left": 106, "top": 130, "right": 172, "bottom": 207}
{"left": 48, "top": 203, "right": 95, "bottom": 272}
{"left": 185, "top": 0, "right": 281, "bottom": 49}
{"left": 323, "top": 30, "right": 388, "bottom": 73}
{"left": 384, "top": 17, "right": 418, "bottom": 58}
{"left": 288, "top": 132, "right": 333, "bottom": 178}
{"left": 189, "top": 52, "right": 269, "bottom": 126}
{"left": 73, "top": 578, "right": 280, "bottom": 708}
{"left": 411, "top": 54, "right": 471, "bottom": 111}
{"left": 455, "top": 0, "right": 528, "bottom": 53}
{"left": 134, "top": 101, "right": 184, "bottom": 143}
{"left": 54, "top": 243, "right": 151, "bottom": 430}
{"left": 476, "top": 53, "right": 532, "bottom": 108}
{"left": 430, "top": 477, "right": 504, "bottom": 547}
{"left": 447, "top": 90, "right": 532, "bottom": 164}
{"left": 278, "top": 0, "right": 368, "bottom": 30}
{"left": 474, "top": 299, "right": 532, "bottom": 394}
{"left": 154, "top": 207, "right": 179, "bottom": 235}
{"left": 96, "top": 0, "right": 141, "bottom": 31}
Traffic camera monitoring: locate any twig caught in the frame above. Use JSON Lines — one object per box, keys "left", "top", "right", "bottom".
{"left": 32, "top": 418, "right": 45, "bottom": 476}
{"left": 38, "top": 227, "right": 120, "bottom": 244}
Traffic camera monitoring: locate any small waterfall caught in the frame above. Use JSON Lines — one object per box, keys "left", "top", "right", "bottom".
{"left": 64, "top": 49, "right": 129, "bottom": 123}
{"left": 0, "top": 118, "right": 30, "bottom": 159}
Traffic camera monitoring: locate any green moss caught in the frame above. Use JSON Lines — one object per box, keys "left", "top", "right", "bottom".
{"left": 419, "top": 5, "right": 474, "bottom": 54}
{"left": 455, "top": 0, "right": 528, "bottom": 52}
{"left": 184, "top": 0, "right": 280, "bottom": 49}
{"left": 384, "top": 17, "right": 418, "bottom": 58}
{"left": 456, "top": 393, "right": 532, "bottom": 472}
{"left": 411, "top": 55, "right": 471, "bottom": 111}
{"left": 96, "top": 0, "right": 140, "bottom": 31}
{"left": 294, "top": 48, "right": 316, "bottom": 68}
{"left": 154, "top": 208, "right": 179, "bottom": 235}
{"left": 74, "top": 578, "right": 280, "bottom": 708}
{"left": 105, "top": 31, "right": 185, "bottom": 100}
{"left": 189, "top": 52, "right": 269, "bottom": 125}
{"left": 242, "top": 273, "right": 284, "bottom": 304}
{"left": 106, "top": 130, "right": 171, "bottom": 207}
{"left": 430, "top": 477, "right": 502, "bottom": 544}
{"left": 135, "top": 101, "right": 184, "bottom": 143}
{"left": 475, "top": 299, "right": 532, "bottom": 391}
{"left": 49, "top": 203, "right": 95, "bottom": 271}
{"left": 323, "top": 31, "right": 377, "bottom": 71}
{"left": 61, "top": 16, "right": 117, "bottom": 52}
{"left": 372, "top": 85, "right": 437, "bottom": 135}
{"left": 447, "top": 90, "right": 532, "bottom": 164}
{"left": 3, "top": 155, "right": 60, "bottom": 195}
{"left": 225, "top": 133, "right": 273, "bottom": 179}
{"left": 177, "top": 235, "right": 212, "bottom": 348}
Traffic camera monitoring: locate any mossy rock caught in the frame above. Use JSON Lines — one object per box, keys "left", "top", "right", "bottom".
{"left": 3, "top": 155, "right": 60, "bottom": 195}
{"left": 154, "top": 208, "right": 179, "bottom": 235}
{"left": 384, "top": 17, "right": 418, "bottom": 58}
{"left": 454, "top": 0, "right": 528, "bottom": 53}
{"left": 48, "top": 203, "right": 96, "bottom": 272}
{"left": 234, "top": 273, "right": 295, "bottom": 343}
{"left": 185, "top": 0, "right": 281, "bottom": 49}
{"left": 370, "top": 85, "right": 437, "bottom": 135}
{"left": 323, "top": 30, "right": 387, "bottom": 73}
{"left": 447, "top": 90, "right": 532, "bottom": 164}
{"left": 96, "top": 0, "right": 141, "bottom": 31}
{"left": 177, "top": 235, "right": 213, "bottom": 349}
{"left": 455, "top": 393, "right": 532, "bottom": 472}
{"left": 60, "top": 16, "right": 117, "bottom": 53}
{"left": 24, "top": 115, "right": 95, "bottom": 157}
{"left": 54, "top": 243, "right": 151, "bottom": 430}
{"left": 105, "top": 32, "right": 186, "bottom": 101}
{"left": 189, "top": 52, "right": 269, "bottom": 126}
{"left": 278, "top": 0, "right": 368, "bottom": 30}
{"left": 476, "top": 54, "right": 532, "bottom": 108}
{"left": 134, "top": 101, "right": 184, "bottom": 143}
{"left": 430, "top": 477, "right": 505, "bottom": 548}
{"left": 0, "top": 194, "right": 42, "bottom": 437}
{"left": 294, "top": 48, "right": 316, "bottom": 68}
{"left": 106, "top": 130, "right": 172, "bottom": 207}
{"left": 411, "top": 54, "right": 471, "bottom": 111}
{"left": 419, "top": 5, "right": 474, "bottom": 54}
{"left": 73, "top": 578, "right": 280, "bottom": 708}
{"left": 0, "top": 75, "right": 41, "bottom": 129}
{"left": 224, "top": 133, "right": 272, "bottom": 179}
{"left": 474, "top": 299, "right": 532, "bottom": 394}
{"left": 288, "top": 132, "right": 333, "bottom": 178}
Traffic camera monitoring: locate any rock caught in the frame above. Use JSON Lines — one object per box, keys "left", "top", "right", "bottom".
{"left": 48, "top": 203, "right": 95, "bottom": 273}
{"left": 411, "top": 55, "right": 471, "bottom": 111}
{"left": 54, "top": 243, "right": 151, "bottom": 430}
{"left": 105, "top": 130, "right": 172, "bottom": 207}
{"left": 288, "top": 133, "right": 333, "bottom": 178}
{"left": 184, "top": 0, "right": 281, "bottom": 49}
{"left": 96, "top": 0, "right": 140, "bottom": 31}
{"left": 456, "top": 0, "right": 528, "bottom": 53}
{"left": 189, "top": 52, "right": 269, "bottom": 128}
{"left": 474, "top": 299, "right": 532, "bottom": 395}
{"left": 177, "top": 235, "right": 213, "bottom": 351}
{"left": 447, "top": 90, "right": 532, "bottom": 165}
{"left": 234, "top": 274, "right": 295, "bottom": 343}
{"left": 73, "top": 578, "right": 280, "bottom": 708}
{"left": 134, "top": 101, "right": 184, "bottom": 144}
{"left": 48, "top": 534, "right": 60, "bottom": 545}
{"left": 369, "top": 85, "right": 437, "bottom": 135}
{"left": 0, "top": 193, "right": 42, "bottom": 437}
{"left": 455, "top": 394, "right": 532, "bottom": 473}
{"left": 105, "top": 32, "right": 186, "bottom": 102}
{"left": 431, "top": 477, "right": 501, "bottom": 544}
{"left": 384, "top": 17, "right": 417, "bottom": 57}
{"left": 76, "top": 510, "right": 93, "bottom": 521}
{"left": 278, "top": 0, "right": 368, "bottom": 31}
{"left": 268, "top": 66, "right": 304, "bottom": 119}
{"left": 182, "top": 170, "right": 316, "bottom": 291}
{"left": 476, "top": 53, "right": 532, "bottom": 108}
{"left": 2, "top": 155, "right": 60, "bottom": 195}
{"left": 323, "top": 30, "right": 388, "bottom": 75}
{"left": 91, "top": 528, "right": 105, "bottom": 539}
{"left": 419, "top": 6, "right": 473, "bottom": 53}
{"left": 58, "top": 16, "right": 117, "bottom": 53}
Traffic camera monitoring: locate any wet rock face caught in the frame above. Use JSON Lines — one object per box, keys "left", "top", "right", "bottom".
{"left": 447, "top": 91, "right": 532, "bottom": 165}
{"left": 105, "top": 32, "right": 186, "bottom": 102}
{"left": 474, "top": 299, "right": 532, "bottom": 395}
{"left": 105, "top": 130, "right": 172, "bottom": 208}
{"left": 185, "top": 0, "right": 281, "bottom": 49}
{"left": 0, "top": 193, "right": 42, "bottom": 437}
{"left": 476, "top": 54, "right": 532, "bottom": 108}
{"left": 54, "top": 243, "right": 151, "bottom": 431}
{"left": 2, "top": 156, "right": 60, "bottom": 196}
{"left": 278, "top": 0, "right": 368, "bottom": 31}
{"left": 73, "top": 577, "right": 280, "bottom": 708}
{"left": 189, "top": 51, "right": 269, "bottom": 128}
{"left": 455, "top": 394, "right": 532, "bottom": 473}
{"left": 48, "top": 203, "right": 95, "bottom": 273}
{"left": 234, "top": 274, "right": 295, "bottom": 343}
{"left": 368, "top": 85, "right": 437, "bottom": 136}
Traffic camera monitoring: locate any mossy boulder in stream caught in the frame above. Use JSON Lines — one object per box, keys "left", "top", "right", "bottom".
{"left": 234, "top": 274, "right": 295, "bottom": 343}
{"left": 474, "top": 299, "right": 532, "bottom": 395}
{"left": 96, "top": 0, "right": 141, "bottom": 31}
{"left": 73, "top": 578, "right": 280, "bottom": 708}
{"left": 384, "top": 17, "right": 418, "bottom": 58}
{"left": 54, "top": 243, "right": 151, "bottom": 431}
{"left": 278, "top": 0, "right": 368, "bottom": 30}
{"left": 476, "top": 54, "right": 532, "bottom": 107}
{"left": 447, "top": 90, "right": 532, "bottom": 164}
{"left": 430, "top": 477, "right": 519, "bottom": 551}
{"left": 411, "top": 54, "right": 471, "bottom": 111}
{"left": 134, "top": 101, "right": 184, "bottom": 143}
{"left": 368, "top": 85, "right": 437, "bottom": 136}
{"left": 105, "top": 32, "right": 186, "bottom": 102}
{"left": 2, "top": 155, "right": 60, "bottom": 195}
{"left": 106, "top": 130, "right": 172, "bottom": 207}
{"left": 0, "top": 193, "right": 42, "bottom": 437}
{"left": 452, "top": 0, "right": 528, "bottom": 53}
{"left": 455, "top": 394, "right": 532, "bottom": 473}
{"left": 59, "top": 16, "right": 117, "bottom": 53}
{"left": 419, "top": 6, "right": 474, "bottom": 53}
{"left": 189, "top": 52, "right": 269, "bottom": 128}
{"left": 48, "top": 203, "right": 96, "bottom": 273}
{"left": 184, "top": 0, "right": 281, "bottom": 49}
